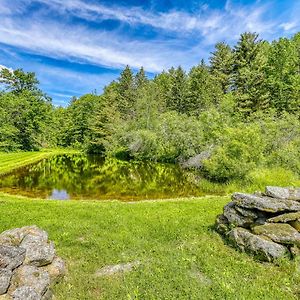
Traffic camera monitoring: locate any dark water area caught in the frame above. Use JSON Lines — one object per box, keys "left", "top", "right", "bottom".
{"left": 0, "top": 154, "right": 212, "bottom": 201}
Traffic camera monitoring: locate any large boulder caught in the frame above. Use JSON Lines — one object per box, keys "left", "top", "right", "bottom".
{"left": 228, "top": 227, "right": 289, "bottom": 262}
{"left": 232, "top": 193, "right": 300, "bottom": 213}
{"left": 265, "top": 186, "right": 300, "bottom": 201}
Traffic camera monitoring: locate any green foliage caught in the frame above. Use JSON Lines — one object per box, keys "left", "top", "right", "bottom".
{"left": 203, "top": 125, "right": 265, "bottom": 182}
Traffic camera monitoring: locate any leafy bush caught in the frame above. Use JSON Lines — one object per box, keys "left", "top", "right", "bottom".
{"left": 202, "top": 125, "right": 265, "bottom": 182}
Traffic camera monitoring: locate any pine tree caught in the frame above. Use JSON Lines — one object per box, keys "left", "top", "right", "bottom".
{"left": 186, "top": 60, "right": 223, "bottom": 115}
{"left": 166, "top": 66, "right": 187, "bottom": 113}
{"left": 210, "top": 42, "right": 233, "bottom": 93}
{"left": 117, "top": 65, "right": 135, "bottom": 119}
{"left": 134, "top": 67, "right": 148, "bottom": 89}
{"left": 233, "top": 32, "right": 270, "bottom": 115}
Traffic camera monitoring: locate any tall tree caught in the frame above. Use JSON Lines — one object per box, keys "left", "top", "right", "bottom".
{"left": 233, "top": 32, "right": 270, "bottom": 115}
{"left": 134, "top": 67, "right": 148, "bottom": 89}
{"left": 210, "top": 42, "right": 233, "bottom": 93}
{"left": 117, "top": 65, "right": 135, "bottom": 119}
{"left": 166, "top": 66, "right": 187, "bottom": 113}
{"left": 186, "top": 60, "right": 223, "bottom": 115}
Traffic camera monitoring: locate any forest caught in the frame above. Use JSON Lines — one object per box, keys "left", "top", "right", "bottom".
{"left": 0, "top": 32, "right": 299, "bottom": 183}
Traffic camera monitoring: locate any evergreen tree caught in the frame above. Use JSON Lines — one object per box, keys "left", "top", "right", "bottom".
{"left": 134, "top": 67, "right": 148, "bottom": 89}
{"left": 117, "top": 65, "right": 135, "bottom": 119}
{"left": 233, "top": 32, "right": 270, "bottom": 115}
{"left": 210, "top": 42, "right": 233, "bottom": 93}
{"left": 186, "top": 60, "right": 223, "bottom": 115}
{"left": 166, "top": 66, "right": 187, "bottom": 113}
{"left": 266, "top": 37, "right": 300, "bottom": 113}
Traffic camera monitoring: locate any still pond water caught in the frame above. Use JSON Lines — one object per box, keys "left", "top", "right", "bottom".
{"left": 0, "top": 154, "right": 214, "bottom": 201}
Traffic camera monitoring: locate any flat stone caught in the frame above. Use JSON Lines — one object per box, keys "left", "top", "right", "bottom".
{"left": 0, "top": 226, "right": 48, "bottom": 247}
{"left": 268, "top": 212, "right": 300, "bottom": 223}
{"left": 20, "top": 235, "right": 55, "bottom": 267}
{"left": 43, "top": 256, "right": 66, "bottom": 284}
{"left": 0, "top": 246, "right": 25, "bottom": 270}
{"left": 12, "top": 286, "right": 40, "bottom": 300}
{"left": 95, "top": 261, "right": 140, "bottom": 277}
{"left": 228, "top": 227, "right": 289, "bottom": 262}
{"left": 9, "top": 265, "right": 50, "bottom": 297}
{"left": 234, "top": 206, "right": 264, "bottom": 219}
{"left": 232, "top": 193, "right": 300, "bottom": 213}
{"left": 0, "top": 269, "right": 12, "bottom": 295}
{"left": 252, "top": 223, "right": 300, "bottom": 246}
{"left": 223, "top": 202, "right": 255, "bottom": 227}
{"left": 265, "top": 186, "right": 300, "bottom": 201}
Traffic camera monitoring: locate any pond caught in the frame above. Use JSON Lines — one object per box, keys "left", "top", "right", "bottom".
{"left": 0, "top": 154, "right": 216, "bottom": 201}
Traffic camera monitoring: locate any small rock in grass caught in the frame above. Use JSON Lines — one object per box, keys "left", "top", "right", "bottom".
{"left": 265, "top": 186, "right": 300, "bottom": 201}
{"left": 95, "top": 261, "right": 140, "bottom": 277}
{"left": 252, "top": 223, "right": 300, "bottom": 246}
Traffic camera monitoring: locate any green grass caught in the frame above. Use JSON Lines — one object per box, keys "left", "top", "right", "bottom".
{"left": 0, "top": 149, "right": 79, "bottom": 175}
{"left": 0, "top": 193, "right": 299, "bottom": 300}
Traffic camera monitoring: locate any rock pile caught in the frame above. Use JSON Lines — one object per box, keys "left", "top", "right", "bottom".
{"left": 0, "top": 226, "right": 66, "bottom": 299}
{"left": 216, "top": 186, "right": 300, "bottom": 262}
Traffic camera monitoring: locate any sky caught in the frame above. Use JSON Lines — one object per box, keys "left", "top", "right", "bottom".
{"left": 0, "top": 0, "right": 299, "bottom": 106}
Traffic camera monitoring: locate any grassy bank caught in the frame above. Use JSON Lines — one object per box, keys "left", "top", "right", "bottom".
{"left": 0, "top": 193, "right": 299, "bottom": 299}
{"left": 0, "top": 149, "right": 78, "bottom": 176}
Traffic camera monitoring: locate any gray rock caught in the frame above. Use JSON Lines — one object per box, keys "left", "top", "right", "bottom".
{"left": 9, "top": 265, "right": 50, "bottom": 297}
{"left": 265, "top": 186, "right": 300, "bottom": 201}
{"left": 215, "top": 214, "right": 229, "bottom": 234}
{"left": 0, "top": 269, "right": 12, "bottom": 295}
{"left": 252, "top": 223, "right": 300, "bottom": 246}
{"left": 228, "top": 227, "right": 289, "bottom": 262}
{"left": 20, "top": 235, "right": 55, "bottom": 267}
{"left": 234, "top": 206, "right": 259, "bottom": 218}
{"left": 12, "top": 286, "right": 40, "bottom": 300}
{"left": 223, "top": 202, "right": 254, "bottom": 227}
{"left": 95, "top": 261, "right": 140, "bottom": 277}
{"left": 43, "top": 256, "right": 66, "bottom": 284}
{"left": 181, "top": 150, "right": 212, "bottom": 169}
{"left": 232, "top": 193, "right": 300, "bottom": 213}
{"left": 0, "top": 246, "right": 25, "bottom": 270}
{"left": 268, "top": 211, "right": 300, "bottom": 223}
{"left": 0, "top": 226, "right": 48, "bottom": 247}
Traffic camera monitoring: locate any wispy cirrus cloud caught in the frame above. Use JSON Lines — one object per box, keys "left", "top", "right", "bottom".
{"left": 0, "top": 0, "right": 299, "bottom": 104}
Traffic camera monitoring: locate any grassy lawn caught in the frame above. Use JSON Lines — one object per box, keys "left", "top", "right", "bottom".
{"left": 0, "top": 149, "right": 78, "bottom": 175}
{"left": 0, "top": 194, "right": 299, "bottom": 299}
{"left": 0, "top": 152, "right": 299, "bottom": 299}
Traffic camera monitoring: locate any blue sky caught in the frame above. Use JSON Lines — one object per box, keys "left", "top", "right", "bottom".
{"left": 0, "top": 0, "right": 299, "bottom": 106}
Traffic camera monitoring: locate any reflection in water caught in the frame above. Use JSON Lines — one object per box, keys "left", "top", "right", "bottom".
{"left": 0, "top": 154, "right": 211, "bottom": 201}
{"left": 48, "top": 189, "right": 70, "bottom": 200}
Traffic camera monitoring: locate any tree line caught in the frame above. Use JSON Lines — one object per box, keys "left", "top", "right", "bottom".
{"left": 0, "top": 32, "right": 299, "bottom": 181}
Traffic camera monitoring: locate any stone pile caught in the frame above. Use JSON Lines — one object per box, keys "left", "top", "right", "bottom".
{"left": 0, "top": 226, "right": 66, "bottom": 299}
{"left": 216, "top": 186, "right": 300, "bottom": 262}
